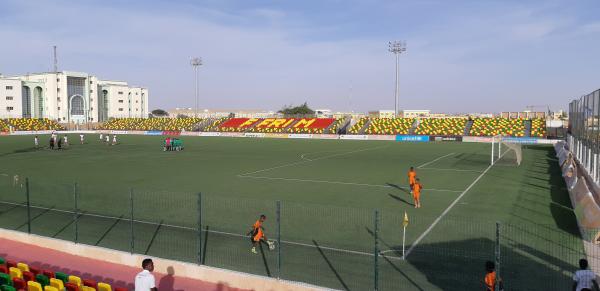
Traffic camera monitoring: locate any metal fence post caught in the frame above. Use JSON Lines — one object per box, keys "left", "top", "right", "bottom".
{"left": 374, "top": 209, "right": 380, "bottom": 291}
{"left": 276, "top": 200, "right": 281, "bottom": 279}
{"left": 25, "top": 178, "right": 31, "bottom": 234}
{"left": 130, "top": 188, "right": 135, "bottom": 254}
{"left": 74, "top": 183, "right": 79, "bottom": 243}
{"left": 495, "top": 222, "right": 501, "bottom": 291}
{"left": 197, "top": 192, "right": 203, "bottom": 265}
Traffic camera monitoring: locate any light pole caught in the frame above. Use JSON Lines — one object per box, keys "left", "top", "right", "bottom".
{"left": 190, "top": 57, "right": 202, "bottom": 118}
{"left": 388, "top": 41, "right": 406, "bottom": 117}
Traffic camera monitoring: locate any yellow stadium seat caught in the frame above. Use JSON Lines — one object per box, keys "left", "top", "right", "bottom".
{"left": 82, "top": 286, "right": 96, "bottom": 291}
{"left": 50, "top": 278, "right": 64, "bottom": 290}
{"left": 44, "top": 286, "right": 58, "bottom": 291}
{"left": 9, "top": 267, "right": 22, "bottom": 279}
{"left": 68, "top": 275, "right": 82, "bottom": 287}
{"left": 27, "top": 281, "right": 43, "bottom": 291}
{"left": 97, "top": 282, "right": 112, "bottom": 291}
{"left": 17, "top": 262, "right": 29, "bottom": 272}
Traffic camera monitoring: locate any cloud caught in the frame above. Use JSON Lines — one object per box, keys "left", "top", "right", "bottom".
{"left": 0, "top": 0, "right": 599, "bottom": 113}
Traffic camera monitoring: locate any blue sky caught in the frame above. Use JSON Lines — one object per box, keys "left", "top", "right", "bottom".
{"left": 1, "top": 0, "right": 599, "bottom": 113}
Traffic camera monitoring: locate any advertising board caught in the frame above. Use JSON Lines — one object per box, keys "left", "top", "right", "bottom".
{"left": 396, "top": 135, "right": 429, "bottom": 142}
{"left": 340, "top": 135, "right": 368, "bottom": 140}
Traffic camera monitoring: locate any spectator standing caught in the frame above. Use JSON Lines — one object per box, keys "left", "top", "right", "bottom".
{"left": 135, "top": 258, "right": 158, "bottom": 291}
{"left": 573, "top": 259, "right": 599, "bottom": 291}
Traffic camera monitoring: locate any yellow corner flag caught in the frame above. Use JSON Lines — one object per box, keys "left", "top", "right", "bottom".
{"left": 402, "top": 211, "right": 409, "bottom": 227}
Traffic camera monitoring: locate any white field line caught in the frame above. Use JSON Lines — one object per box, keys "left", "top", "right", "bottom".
{"left": 403, "top": 149, "right": 509, "bottom": 259}
{"left": 0, "top": 200, "right": 405, "bottom": 260}
{"left": 419, "top": 167, "right": 483, "bottom": 173}
{"left": 417, "top": 152, "right": 455, "bottom": 169}
{"left": 299, "top": 153, "right": 313, "bottom": 162}
{"left": 239, "top": 145, "right": 389, "bottom": 176}
{"left": 237, "top": 175, "right": 462, "bottom": 193}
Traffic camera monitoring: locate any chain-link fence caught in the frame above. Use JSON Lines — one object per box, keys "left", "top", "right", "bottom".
{"left": 0, "top": 175, "right": 590, "bottom": 291}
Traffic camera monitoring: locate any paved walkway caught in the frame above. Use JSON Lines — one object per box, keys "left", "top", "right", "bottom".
{"left": 0, "top": 238, "right": 250, "bottom": 291}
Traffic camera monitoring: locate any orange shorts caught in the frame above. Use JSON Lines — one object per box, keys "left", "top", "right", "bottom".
{"left": 413, "top": 192, "right": 420, "bottom": 200}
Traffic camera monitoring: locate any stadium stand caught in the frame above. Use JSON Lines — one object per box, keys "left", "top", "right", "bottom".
{"left": 348, "top": 118, "right": 367, "bottom": 134}
{"left": 286, "top": 118, "right": 336, "bottom": 134}
{"left": 211, "top": 118, "right": 337, "bottom": 134}
{"left": 364, "top": 118, "right": 414, "bottom": 135}
{"left": 0, "top": 120, "right": 8, "bottom": 132}
{"left": 326, "top": 118, "right": 345, "bottom": 134}
{"left": 214, "top": 118, "right": 259, "bottom": 132}
{"left": 469, "top": 117, "right": 526, "bottom": 137}
{"left": 530, "top": 118, "right": 547, "bottom": 137}
{"left": 3, "top": 118, "right": 64, "bottom": 131}
{"left": 202, "top": 117, "right": 228, "bottom": 132}
{"left": 98, "top": 118, "right": 202, "bottom": 131}
{"left": 415, "top": 118, "right": 467, "bottom": 136}
{"left": 0, "top": 256, "right": 128, "bottom": 291}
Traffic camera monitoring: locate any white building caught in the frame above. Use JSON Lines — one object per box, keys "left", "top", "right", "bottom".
{"left": 0, "top": 71, "right": 148, "bottom": 123}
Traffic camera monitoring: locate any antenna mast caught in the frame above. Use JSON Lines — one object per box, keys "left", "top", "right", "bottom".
{"left": 53, "top": 46, "right": 58, "bottom": 73}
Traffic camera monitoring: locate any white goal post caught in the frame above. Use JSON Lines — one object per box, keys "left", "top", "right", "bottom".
{"left": 491, "top": 135, "right": 522, "bottom": 166}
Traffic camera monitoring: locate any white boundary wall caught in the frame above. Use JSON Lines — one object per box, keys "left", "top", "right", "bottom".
{"left": 0, "top": 228, "right": 331, "bottom": 291}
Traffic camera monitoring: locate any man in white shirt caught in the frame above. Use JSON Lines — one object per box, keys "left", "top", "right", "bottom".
{"left": 135, "top": 258, "right": 158, "bottom": 291}
{"left": 573, "top": 259, "right": 599, "bottom": 291}
{"left": 80, "top": 134, "right": 85, "bottom": 144}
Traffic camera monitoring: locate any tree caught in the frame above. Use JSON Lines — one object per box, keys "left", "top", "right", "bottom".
{"left": 278, "top": 102, "right": 315, "bottom": 116}
{"left": 151, "top": 109, "right": 169, "bottom": 117}
{"left": 176, "top": 114, "right": 189, "bottom": 118}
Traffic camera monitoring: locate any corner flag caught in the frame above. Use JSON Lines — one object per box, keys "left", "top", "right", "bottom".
{"left": 402, "top": 211, "right": 409, "bottom": 227}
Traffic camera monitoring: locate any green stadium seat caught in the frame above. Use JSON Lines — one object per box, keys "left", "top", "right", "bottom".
{"left": 55, "top": 272, "right": 69, "bottom": 284}
{"left": 35, "top": 274, "right": 50, "bottom": 287}
{"left": 1, "top": 285, "right": 16, "bottom": 291}
{"left": 0, "top": 273, "right": 11, "bottom": 286}
{"left": 0, "top": 257, "right": 5, "bottom": 265}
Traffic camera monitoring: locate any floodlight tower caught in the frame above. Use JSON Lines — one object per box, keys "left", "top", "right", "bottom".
{"left": 190, "top": 57, "right": 203, "bottom": 118}
{"left": 388, "top": 41, "right": 406, "bottom": 117}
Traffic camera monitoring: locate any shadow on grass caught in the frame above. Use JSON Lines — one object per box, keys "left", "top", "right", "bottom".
{"left": 388, "top": 193, "right": 413, "bottom": 206}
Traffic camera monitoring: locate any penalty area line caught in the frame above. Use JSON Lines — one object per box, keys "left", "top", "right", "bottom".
{"left": 417, "top": 152, "right": 455, "bottom": 169}
{"left": 404, "top": 150, "right": 507, "bottom": 259}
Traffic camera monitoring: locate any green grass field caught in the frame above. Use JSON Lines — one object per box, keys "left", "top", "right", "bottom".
{"left": 0, "top": 134, "right": 583, "bottom": 290}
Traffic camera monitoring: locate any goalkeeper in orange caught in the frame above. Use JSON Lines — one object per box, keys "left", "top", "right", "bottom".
{"left": 247, "top": 215, "right": 274, "bottom": 254}
{"left": 408, "top": 167, "right": 417, "bottom": 193}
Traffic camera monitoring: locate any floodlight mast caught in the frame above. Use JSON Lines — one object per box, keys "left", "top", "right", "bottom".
{"left": 190, "top": 57, "right": 203, "bottom": 118}
{"left": 388, "top": 41, "right": 406, "bottom": 117}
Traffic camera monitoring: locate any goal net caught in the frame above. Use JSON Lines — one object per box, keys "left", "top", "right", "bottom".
{"left": 491, "top": 135, "right": 522, "bottom": 166}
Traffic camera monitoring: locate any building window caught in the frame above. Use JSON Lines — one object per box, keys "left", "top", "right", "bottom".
{"left": 6, "top": 96, "right": 13, "bottom": 100}
{"left": 57, "top": 98, "right": 61, "bottom": 101}
{"left": 118, "top": 108, "right": 124, "bottom": 111}
{"left": 57, "top": 78, "right": 60, "bottom": 82}
{"left": 6, "top": 106, "right": 13, "bottom": 111}
{"left": 136, "top": 100, "right": 139, "bottom": 103}
{"left": 136, "top": 109, "right": 139, "bottom": 111}
{"left": 70, "top": 96, "right": 85, "bottom": 115}
{"left": 89, "top": 81, "right": 93, "bottom": 84}
{"left": 90, "top": 107, "right": 93, "bottom": 111}
{"left": 57, "top": 88, "right": 60, "bottom": 92}
{"left": 5, "top": 86, "right": 13, "bottom": 90}
{"left": 118, "top": 91, "right": 123, "bottom": 95}
{"left": 58, "top": 107, "right": 61, "bottom": 110}
{"left": 90, "top": 89, "right": 94, "bottom": 93}
{"left": 118, "top": 100, "right": 124, "bottom": 103}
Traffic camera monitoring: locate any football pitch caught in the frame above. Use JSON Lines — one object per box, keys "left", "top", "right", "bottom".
{"left": 0, "top": 134, "right": 584, "bottom": 290}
